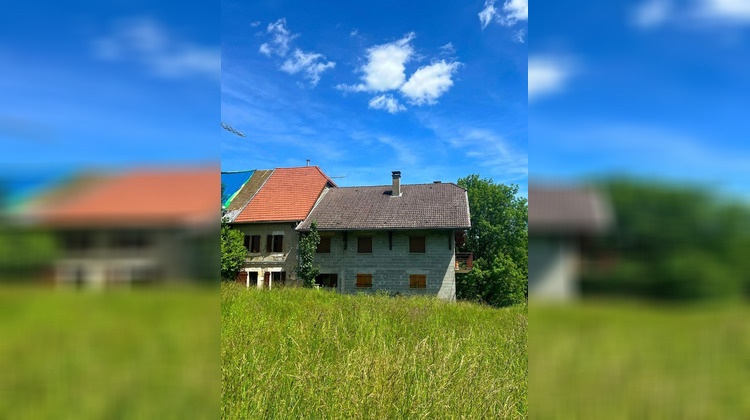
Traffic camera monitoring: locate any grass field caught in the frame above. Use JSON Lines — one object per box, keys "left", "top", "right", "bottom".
{"left": 530, "top": 301, "right": 750, "bottom": 419}
{"left": 221, "top": 283, "right": 528, "bottom": 419}
{"left": 0, "top": 286, "right": 218, "bottom": 419}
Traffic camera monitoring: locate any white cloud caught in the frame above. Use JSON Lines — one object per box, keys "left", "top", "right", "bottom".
{"left": 514, "top": 28, "right": 526, "bottom": 43}
{"left": 439, "top": 42, "right": 456, "bottom": 54}
{"left": 698, "top": 0, "right": 750, "bottom": 22}
{"left": 257, "top": 18, "right": 335, "bottom": 87}
{"left": 338, "top": 32, "right": 416, "bottom": 92}
{"left": 280, "top": 49, "right": 336, "bottom": 86}
{"left": 350, "top": 28, "right": 359, "bottom": 37}
{"left": 338, "top": 33, "right": 461, "bottom": 112}
{"left": 400, "top": 60, "right": 461, "bottom": 105}
{"left": 92, "top": 17, "right": 219, "bottom": 80}
{"left": 479, "top": 0, "right": 528, "bottom": 29}
{"left": 632, "top": 0, "right": 750, "bottom": 29}
{"left": 528, "top": 55, "right": 573, "bottom": 101}
{"left": 368, "top": 94, "right": 406, "bottom": 114}
{"left": 263, "top": 18, "right": 298, "bottom": 56}
{"left": 250, "top": 21, "right": 261, "bottom": 27}
{"left": 632, "top": 0, "right": 672, "bottom": 28}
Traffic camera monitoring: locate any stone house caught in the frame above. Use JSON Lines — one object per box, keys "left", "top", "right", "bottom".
{"left": 296, "top": 171, "right": 472, "bottom": 301}
{"left": 224, "top": 166, "right": 337, "bottom": 289}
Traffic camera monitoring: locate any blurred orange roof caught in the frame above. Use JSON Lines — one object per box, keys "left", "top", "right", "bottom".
{"left": 41, "top": 167, "right": 219, "bottom": 227}
{"left": 235, "top": 166, "right": 336, "bottom": 223}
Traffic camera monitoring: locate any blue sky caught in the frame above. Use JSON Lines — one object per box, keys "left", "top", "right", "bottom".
{"left": 1, "top": 1, "right": 219, "bottom": 201}
{"left": 221, "top": 0, "right": 528, "bottom": 194}
{"left": 531, "top": 0, "right": 750, "bottom": 198}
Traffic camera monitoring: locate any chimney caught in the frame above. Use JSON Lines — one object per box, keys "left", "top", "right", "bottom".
{"left": 306, "top": 159, "right": 310, "bottom": 167}
{"left": 392, "top": 171, "right": 401, "bottom": 197}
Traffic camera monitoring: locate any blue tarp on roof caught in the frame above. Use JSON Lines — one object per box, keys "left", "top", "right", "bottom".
{"left": 221, "top": 170, "right": 255, "bottom": 208}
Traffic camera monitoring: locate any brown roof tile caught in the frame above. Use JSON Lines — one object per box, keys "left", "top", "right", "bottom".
{"left": 297, "top": 183, "right": 471, "bottom": 231}
{"left": 235, "top": 166, "right": 336, "bottom": 223}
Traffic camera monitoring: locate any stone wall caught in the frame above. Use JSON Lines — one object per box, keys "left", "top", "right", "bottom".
{"left": 313, "top": 229, "right": 457, "bottom": 300}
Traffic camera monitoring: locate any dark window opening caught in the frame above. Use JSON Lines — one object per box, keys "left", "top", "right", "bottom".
{"left": 273, "top": 235, "right": 284, "bottom": 253}
{"left": 358, "top": 236, "right": 372, "bottom": 254}
{"left": 315, "top": 273, "right": 338, "bottom": 288}
{"left": 317, "top": 236, "right": 331, "bottom": 253}
{"left": 250, "top": 235, "right": 261, "bottom": 253}
{"left": 409, "top": 236, "right": 426, "bottom": 253}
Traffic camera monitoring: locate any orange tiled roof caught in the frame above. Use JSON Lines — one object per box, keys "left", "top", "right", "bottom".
{"left": 235, "top": 166, "right": 336, "bottom": 223}
{"left": 41, "top": 167, "right": 219, "bottom": 227}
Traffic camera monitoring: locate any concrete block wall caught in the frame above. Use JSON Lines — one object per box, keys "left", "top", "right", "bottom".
{"left": 313, "top": 229, "right": 457, "bottom": 300}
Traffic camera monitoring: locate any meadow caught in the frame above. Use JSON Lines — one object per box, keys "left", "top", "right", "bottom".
{"left": 221, "top": 283, "right": 528, "bottom": 419}
{"left": 530, "top": 301, "right": 750, "bottom": 419}
{"left": 0, "top": 286, "right": 218, "bottom": 419}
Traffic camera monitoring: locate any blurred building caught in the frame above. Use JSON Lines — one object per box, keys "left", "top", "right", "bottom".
{"left": 21, "top": 168, "right": 218, "bottom": 287}
{"left": 528, "top": 185, "right": 612, "bottom": 300}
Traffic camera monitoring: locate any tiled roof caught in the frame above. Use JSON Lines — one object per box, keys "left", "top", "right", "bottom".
{"left": 529, "top": 186, "right": 612, "bottom": 233}
{"left": 234, "top": 166, "right": 336, "bottom": 223}
{"left": 297, "top": 183, "right": 471, "bottom": 231}
{"left": 41, "top": 168, "right": 218, "bottom": 227}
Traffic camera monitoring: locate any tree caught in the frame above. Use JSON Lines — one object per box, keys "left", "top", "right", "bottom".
{"left": 456, "top": 175, "right": 528, "bottom": 307}
{"left": 221, "top": 221, "right": 246, "bottom": 282}
{"left": 297, "top": 220, "right": 321, "bottom": 288}
{"left": 220, "top": 182, "right": 246, "bottom": 282}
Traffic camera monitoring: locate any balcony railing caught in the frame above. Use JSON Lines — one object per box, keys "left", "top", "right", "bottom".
{"left": 455, "top": 252, "right": 473, "bottom": 273}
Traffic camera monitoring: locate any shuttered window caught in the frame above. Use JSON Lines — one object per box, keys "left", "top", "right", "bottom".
{"left": 356, "top": 274, "right": 372, "bottom": 288}
{"left": 409, "top": 236, "right": 426, "bottom": 253}
{"left": 244, "top": 235, "right": 251, "bottom": 250}
{"left": 409, "top": 274, "right": 427, "bottom": 289}
{"left": 317, "top": 236, "right": 331, "bottom": 253}
{"left": 358, "top": 236, "right": 372, "bottom": 253}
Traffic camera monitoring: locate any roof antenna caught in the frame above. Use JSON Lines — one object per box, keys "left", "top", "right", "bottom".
{"left": 306, "top": 159, "right": 310, "bottom": 167}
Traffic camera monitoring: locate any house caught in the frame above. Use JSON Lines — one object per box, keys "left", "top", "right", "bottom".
{"left": 296, "top": 171, "right": 471, "bottom": 301}
{"left": 227, "top": 166, "right": 336, "bottom": 289}
{"left": 30, "top": 167, "right": 218, "bottom": 288}
{"left": 528, "top": 185, "right": 612, "bottom": 300}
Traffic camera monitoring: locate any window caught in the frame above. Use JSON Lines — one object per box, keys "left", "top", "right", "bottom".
{"left": 61, "top": 231, "right": 92, "bottom": 251}
{"left": 111, "top": 230, "right": 150, "bottom": 249}
{"left": 358, "top": 236, "right": 372, "bottom": 253}
{"left": 250, "top": 235, "right": 261, "bottom": 253}
{"left": 266, "top": 235, "right": 283, "bottom": 253}
{"left": 271, "top": 271, "right": 286, "bottom": 285}
{"left": 356, "top": 274, "right": 372, "bottom": 288}
{"left": 409, "top": 236, "right": 426, "bottom": 253}
{"left": 315, "top": 273, "right": 338, "bottom": 288}
{"left": 244, "top": 235, "right": 250, "bottom": 250}
{"left": 409, "top": 274, "right": 426, "bottom": 289}
{"left": 317, "top": 236, "right": 331, "bottom": 253}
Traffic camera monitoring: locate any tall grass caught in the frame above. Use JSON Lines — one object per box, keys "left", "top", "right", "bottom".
{"left": 221, "top": 283, "right": 527, "bottom": 419}
{"left": 0, "top": 287, "right": 218, "bottom": 419}
{"left": 530, "top": 301, "right": 750, "bottom": 419}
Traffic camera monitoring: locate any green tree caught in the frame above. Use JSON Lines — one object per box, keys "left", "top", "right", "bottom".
{"left": 297, "top": 221, "right": 321, "bottom": 288}
{"left": 456, "top": 175, "right": 528, "bottom": 307}
{"left": 221, "top": 220, "right": 246, "bottom": 282}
